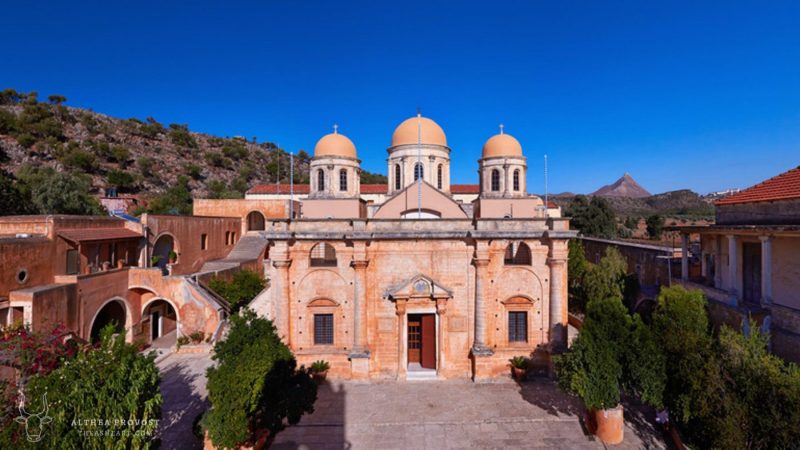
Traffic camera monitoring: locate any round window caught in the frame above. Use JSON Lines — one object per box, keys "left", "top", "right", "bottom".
{"left": 16, "top": 268, "right": 29, "bottom": 284}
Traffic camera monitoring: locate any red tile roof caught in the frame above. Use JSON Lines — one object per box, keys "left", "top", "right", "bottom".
{"left": 451, "top": 184, "right": 480, "bottom": 194}
{"left": 58, "top": 228, "right": 142, "bottom": 243}
{"left": 360, "top": 184, "right": 388, "bottom": 194}
{"left": 247, "top": 184, "right": 311, "bottom": 195}
{"left": 716, "top": 166, "right": 800, "bottom": 206}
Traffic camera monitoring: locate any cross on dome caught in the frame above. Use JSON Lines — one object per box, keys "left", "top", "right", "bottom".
{"left": 499, "top": 124, "right": 505, "bottom": 134}
{"left": 333, "top": 123, "right": 339, "bottom": 134}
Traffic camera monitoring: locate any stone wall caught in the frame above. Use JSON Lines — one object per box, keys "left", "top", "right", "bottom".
{"left": 716, "top": 199, "right": 800, "bottom": 225}
{"left": 143, "top": 215, "right": 242, "bottom": 276}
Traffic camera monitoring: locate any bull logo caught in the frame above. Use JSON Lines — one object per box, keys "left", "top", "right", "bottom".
{"left": 14, "top": 393, "right": 52, "bottom": 442}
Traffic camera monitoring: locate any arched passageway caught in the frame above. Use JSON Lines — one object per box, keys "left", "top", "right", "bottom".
{"left": 247, "top": 211, "right": 266, "bottom": 231}
{"left": 152, "top": 234, "right": 175, "bottom": 274}
{"left": 143, "top": 299, "right": 178, "bottom": 347}
{"left": 90, "top": 300, "right": 127, "bottom": 342}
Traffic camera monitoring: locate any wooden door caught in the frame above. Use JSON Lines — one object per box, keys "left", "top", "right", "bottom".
{"left": 742, "top": 243, "right": 761, "bottom": 304}
{"left": 421, "top": 314, "right": 436, "bottom": 369}
{"left": 408, "top": 317, "right": 421, "bottom": 363}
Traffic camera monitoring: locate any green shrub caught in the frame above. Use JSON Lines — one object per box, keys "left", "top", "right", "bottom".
{"left": 5, "top": 325, "right": 162, "bottom": 449}
{"left": 109, "top": 145, "right": 130, "bottom": 165}
{"left": 23, "top": 169, "right": 106, "bottom": 215}
{"left": 509, "top": 356, "right": 528, "bottom": 369}
{"left": 168, "top": 124, "right": 197, "bottom": 148}
{"left": 205, "top": 151, "right": 229, "bottom": 169}
{"left": 139, "top": 117, "right": 164, "bottom": 138}
{"left": 146, "top": 176, "right": 193, "bottom": 215}
{"left": 208, "top": 270, "right": 265, "bottom": 312}
{"left": 556, "top": 297, "right": 665, "bottom": 411}
{"left": 310, "top": 360, "right": 330, "bottom": 373}
{"left": 107, "top": 169, "right": 135, "bottom": 190}
{"left": 0, "top": 108, "right": 17, "bottom": 134}
{"left": 185, "top": 163, "right": 203, "bottom": 180}
{"left": 222, "top": 142, "right": 248, "bottom": 160}
{"left": 205, "top": 309, "right": 316, "bottom": 448}
{"left": 137, "top": 156, "right": 154, "bottom": 173}
{"left": 177, "top": 335, "right": 190, "bottom": 349}
{"left": 16, "top": 133, "right": 36, "bottom": 148}
{"left": 61, "top": 148, "right": 99, "bottom": 172}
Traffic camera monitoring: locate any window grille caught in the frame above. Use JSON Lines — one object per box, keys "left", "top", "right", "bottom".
{"left": 508, "top": 311, "right": 528, "bottom": 342}
{"left": 314, "top": 314, "right": 334, "bottom": 345}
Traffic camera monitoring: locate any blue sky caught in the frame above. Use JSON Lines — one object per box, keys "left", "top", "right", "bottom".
{"left": 2, "top": 1, "right": 798, "bottom": 194}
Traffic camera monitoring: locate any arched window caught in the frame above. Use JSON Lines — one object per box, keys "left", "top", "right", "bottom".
{"left": 491, "top": 169, "right": 500, "bottom": 192}
{"left": 437, "top": 164, "right": 443, "bottom": 189}
{"left": 513, "top": 169, "right": 520, "bottom": 191}
{"left": 339, "top": 169, "right": 347, "bottom": 192}
{"left": 394, "top": 164, "right": 401, "bottom": 190}
{"left": 414, "top": 162, "right": 424, "bottom": 181}
{"left": 310, "top": 242, "right": 337, "bottom": 267}
{"left": 504, "top": 242, "right": 532, "bottom": 265}
{"left": 317, "top": 169, "right": 325, "bottom": 192}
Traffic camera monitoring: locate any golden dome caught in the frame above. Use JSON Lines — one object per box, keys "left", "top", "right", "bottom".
{"left": 482, "top": 133, "right": 523, "bottom": 158}
{"left": 391, "top": 115, "right": 447, "bottom": 147}
{"left": 314, "top": 132, "right": 357, "bottom": 158}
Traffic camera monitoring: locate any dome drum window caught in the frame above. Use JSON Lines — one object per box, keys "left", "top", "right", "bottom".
{"left": 394, "top": 164, "right": 401, "bottom": 190}
{"left": 513, "top": 169, "right": 520, "bottom": 191}
{"left": 317, "top": 169, "right": 325, "bottom": 192}
{"left": 414, "top": 163, "right": 424, "bottom": 181}
{"left": 491, "top": 169, "right": 501, "bottom": 192}
{"left": 339, "top": 169, "right": 348, "bottom": 192}
{"left": 437, "top": 164, "right": 443, "bottom": 189}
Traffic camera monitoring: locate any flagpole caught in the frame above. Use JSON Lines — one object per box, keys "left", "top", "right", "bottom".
{"left": 417, "top": 109, "right": 422, "bottom": 217}
{"left": 290, "top": 150, "right": 294, "bottom": 219}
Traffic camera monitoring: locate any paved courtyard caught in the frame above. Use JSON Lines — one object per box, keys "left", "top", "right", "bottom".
{"left": 273, "top": 380, "right": 669, "bottom": 450}
{"left": 154, "top": 351, "right": 668, "bottom": 449}
{"left": 155, "top": 351, "right": 214, "bottom": 450}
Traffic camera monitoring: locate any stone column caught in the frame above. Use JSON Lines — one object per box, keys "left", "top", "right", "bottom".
{"left": 471, "top": 257, "right": 491, "bottom": 354}
{"left": 759, "top": 236, "right": 773, "bottom": 305}
{"left": 272, "top": 259, "right": 291, "bottom": 339}
{"left": 727, "top": 235, "right": 738, "bottom": 305}
{"left": 681, "top": 233, "right": 689, "bottom": 282}
{"left": 395, "top": 299, "right": 407, "bottom": 379}
{"left": 548, "top": 258, "right": 567, "bottom": 352}
{"left": 350, "top": 259, "right": 369, "bottom": 354}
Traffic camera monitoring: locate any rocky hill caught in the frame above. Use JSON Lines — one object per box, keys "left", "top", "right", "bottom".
{"left": 591, "top": 173, "right": 651, "bottom": 198}
{"left": 0, "top": 88, "right": 385, "bottom": 201}
{"left": 551, "top": 188, "right": 714, "bottom": 219}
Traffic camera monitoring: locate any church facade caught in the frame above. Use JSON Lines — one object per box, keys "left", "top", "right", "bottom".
{"left": 249, "top": 115, "right": 576, "bottom": 381}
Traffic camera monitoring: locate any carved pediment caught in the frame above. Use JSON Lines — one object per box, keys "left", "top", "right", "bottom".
{"left": 384, "top": 274, "right": 453, "bottom": 301}
{"left": 307, "top": 298, "right": 339, "bottom": 307}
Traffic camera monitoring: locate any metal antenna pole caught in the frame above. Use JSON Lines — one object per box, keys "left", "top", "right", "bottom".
{"left": 290, "top": 150, "right": 294, "bottom": 219}
{"left": 544, "top": 154, "right": 549, "bottom": 218}
{"left": 417, "top": 109, "right": 422, "bottom": 217}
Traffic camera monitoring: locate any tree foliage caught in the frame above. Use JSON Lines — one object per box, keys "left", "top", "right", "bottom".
{"left": 205, "top": 310, "right": 316, "bottom": 449}
{"left": 208, "top": 269, "right": 266, "bottom": 313}
{"left": 556, "top": 297, "right": 665, "bottom": 410}
{"left": 645, "top": 214, "right": 665, "bottom": 240}
{"left": 583, "top": 247, "right": 628, "bottom": 305}
{"left": 1, "top": 325, "right": 162, "bottom": 449}
{"left": 565, "top": 195, "right": 617, "bottom": 238}
{"left": 9, "top": 167, "right": 106, "bottom": 216}
{"left": 146, "top": 176, "right": 192, "bottom": 215}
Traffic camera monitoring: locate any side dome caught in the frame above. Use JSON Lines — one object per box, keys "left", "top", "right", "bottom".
{"left": 482, "top": 133, "right": 523, "bottom": 158}
{"left": 314, "top": 132, "right": 357, "bottom": 158}
{"left": 391, "top": 116, "right": 447, "bottom": 147}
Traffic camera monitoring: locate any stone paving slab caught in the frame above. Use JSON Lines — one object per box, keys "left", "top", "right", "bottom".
{"left": 273, "top": 380, "right": 669, "bottom": 450}
{"left": 155, "top": 352, "right": 214, "bottom": 450}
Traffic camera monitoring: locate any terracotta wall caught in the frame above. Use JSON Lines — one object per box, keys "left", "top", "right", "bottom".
{"left": 0, "top": 238, "right": 56, "bottom": 300}
{"left": 192, "top": 199, "right": 295, "bottom": 231}
{"left": 142, "top": 215, "right": 241, "bottom": 276}
{"left": 274, "top": 234, "right": 563, "bottom": 380}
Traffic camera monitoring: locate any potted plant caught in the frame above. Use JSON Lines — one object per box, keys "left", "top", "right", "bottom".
{"left": 189, "top": 331, "right": 204, "bottom": 344}
{"left": 176, "top": 335, "right": 190, "bottom": 350}
{"left": 509, "top": 356, "right": 528, "bottom": 381}
{"left": 310, "top": 360, "right": 330, "bottom": 383}
{"left": 168, "top": 250, "right": 178, "bottom": 264}
{"left": 150, "top": 255, "right": 163, "bottom": 267}
{"left": 555, "top": 297, "right": 632, "bottom": 445}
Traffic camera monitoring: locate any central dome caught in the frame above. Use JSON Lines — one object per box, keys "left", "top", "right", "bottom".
{"left": 482, "top": 133, "right": 522, "bottom": 158}
{"left": 314, "top": 132, "right": 357, "bottom": 158}
{"left": 391, "top": 116, "right": 447, "bottom": 147}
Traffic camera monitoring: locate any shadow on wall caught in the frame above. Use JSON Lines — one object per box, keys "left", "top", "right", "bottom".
{"left": 272, "top": 381, "right": 349, "bottom": 449}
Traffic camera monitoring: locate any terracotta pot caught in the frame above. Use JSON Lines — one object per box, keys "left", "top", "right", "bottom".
{"left": 312, "top": 370, "right": 328, "bottom": 384}
{"left": 591, "top": 405, "right": 624, "bottom": 445}
{"left": 117, "top": 259, "right": 125, "bottom": 268}
{"left": 512, "top": 366, "right": 526, "bottom": 381}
